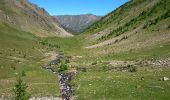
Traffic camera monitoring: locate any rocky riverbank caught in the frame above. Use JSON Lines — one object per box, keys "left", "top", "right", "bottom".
{"left": 31, "top": 49, "right": 74, "bottom": 100}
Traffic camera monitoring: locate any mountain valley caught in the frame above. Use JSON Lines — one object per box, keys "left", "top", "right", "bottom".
{"left": 0, "top": 0, "right": 170, "bottom": 100}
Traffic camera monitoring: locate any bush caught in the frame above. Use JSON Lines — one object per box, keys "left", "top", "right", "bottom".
{"left": 168, "top": 24, "right": 170, "bottom": 28}
{"left": 23, "top": 54, "right": 26, "bottom": 58}
{"left": 59, "top": 63, "right": 68, "bottom": 72}
{"left": 13, "top": 78, "right": 30, "bottom": 100}
{"left": 11, "top": 66, "right": 16, "bottom": 70}
{"left": 128, "top": 65, "right": 137, "bottom": 72}
{"left": 91, "top": 62, "right": 97, "bottom": 65}
{"left": 115, "top": 33, "right": 120, "bottom": 37}
{"left": 65, "top": 58, "right": 70, "bottom": 63}
{"left": 139, "top": 11, "right": 146, "bottom": 16}
{"left": 21, "top": 70, "right": 26, "bottom": 77}
{"left": 39, "top": 40, "right": 47, "bottom": 45}
{"left": 102, "top": 65, "right": 110, "bottom": 71}
{"left": 59, "top": 64, "right": 68, "bottom": 72}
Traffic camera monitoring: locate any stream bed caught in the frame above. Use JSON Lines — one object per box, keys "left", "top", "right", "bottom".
{"left": 41, "top": 50, "right": 74, "bottom": 100}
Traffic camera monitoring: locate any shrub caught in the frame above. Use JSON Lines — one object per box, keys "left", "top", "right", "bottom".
{"left": 115, "top": 33, "right": 120, "bottom": 37}
{"left": 58, "top": 62, "right": 68, "bottom": 72}
{"left": 65, "top": 58, "right": 70, "bottom": 63}
{"left": 102, "top": 65, "right": 109, "bottom": 71}
{"left": 168, "top": 24, "right": 170, "bottom": 28}
{"left": 59, "top": 64, "right": 68, "bottom": 72}
{"left": 23, "top": 54, "right": 26, "bottom": 58}
{"left": 139, "top": 11, "right": 146, "bottom": 16}
{"left": 13, "top": 78, "right": 30, "bottom": 100}
{"left": 21, "top": 71, "right": 26, "bottom": 77}
{"left": 128, "top": 65, "right": 137, "bottom": 72}
{"left": 11, "top": 66, "right": 16, "bottom": 70}
{"left": 55, "top": 45, "right": 60, "bottom": 48}
{"left": 91, "top": 62, "right": 97, "bottom": 65}
{"left": 39, "top": 40, "right": 48, "bottom": 46}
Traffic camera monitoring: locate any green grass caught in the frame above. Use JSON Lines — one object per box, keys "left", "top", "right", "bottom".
{"left": 72, "top": 67, "right": 170, "bottom": 100}
{"left": 41, "top": 36, "right": 85, "bottom": 56}
{"left": 0, "top": 22, "right": 60, "bottom": 97}
{"left": 83, "top": 0, "right": 152, "bottom": 35}
{"left": 0, "top": 0, "right": 170, "bottom": 99}
{"left": 25, "top": 64, "right": 60, "bottom": 96}
{"left": 0, "top": 63, "right": 60, "bottom": 97}
{"left": 102, "top": 42, "right": 170, "bottom": 61}
{"left": 38, "top": 35, "right": 170, "bottom": 67}
{"left": 94, "top": 0, "right": 170, "bottom": 43}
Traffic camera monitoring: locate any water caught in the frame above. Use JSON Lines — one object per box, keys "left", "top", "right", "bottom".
{"left": 42, "top": 50, "right": 73, "bottom": 100}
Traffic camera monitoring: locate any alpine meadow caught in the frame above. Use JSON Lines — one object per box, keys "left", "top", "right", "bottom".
{"left": 0, "top": 0, "right": 170, "bottom": 100}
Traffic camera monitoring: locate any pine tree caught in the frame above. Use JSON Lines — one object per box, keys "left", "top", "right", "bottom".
{"left": 13, "top": 78, "right": 30, "bottom": 100}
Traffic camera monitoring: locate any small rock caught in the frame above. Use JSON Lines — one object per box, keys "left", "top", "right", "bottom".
{"left": 163, "top": 77, "right": 169, "bottom": 81}
{"left": 136, "top": 85, "right": 141, "bottom": 88}
{"left": 77, "top": 67, "right": 87, "bottom": 72}
{"left": 160, "top": 45, "right": 163, "bottom": 48}
{"left": 160, "top": 77, "right": 169, "bottom": 81}
{"left": 14, "top": 72, "right": 18, "bottom": 75}
{"left": 140, "top": 76, "right": 144, "bottom": 80}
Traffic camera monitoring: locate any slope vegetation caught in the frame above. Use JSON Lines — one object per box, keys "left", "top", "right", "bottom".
{"left": 0, "top": 20, "right": 61, "bottom": 97}
{"left": 84, "top": 0, "right": 170, "bottom": 49}
{"left": 0, "top": 0, "right": 66, "bottom": 97}
{"left": 0, "top": 0, "right": 72, "bottom": 37}
{"left": 0, "top": 0, "right": 170, "bottom": 99}
{"left": 41, "top": 0, "right": 170, "bottom": 99}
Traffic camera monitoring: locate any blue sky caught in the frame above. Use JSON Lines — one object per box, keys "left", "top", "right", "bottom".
{"left": 29, "top": 0, "right": 129, "bottom": 16}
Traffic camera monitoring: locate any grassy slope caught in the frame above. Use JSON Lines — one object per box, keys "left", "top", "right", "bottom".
{"left": 41, "top": 0, "right": 170, "bottom": 99}
{"left": 0, "top": 0, "right": 71, "bottom": 37}
{"left": 72, "top": 68, "right": 170, "bottom": 100}
{"left": 0, "top": 22, "right": 60, "bottom": 97}
{"left": 42, "top": 35, "right": 170, "bottom": 100}
{"left": 0, "top": 0, "right": 170, "bottom": 99}
{"left": 83, "top": 0, "right": 170, "bottom": 44}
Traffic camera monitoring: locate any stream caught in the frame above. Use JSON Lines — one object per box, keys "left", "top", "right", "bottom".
{"left": 42, "top": 50, "right": 74, "bottom": 100}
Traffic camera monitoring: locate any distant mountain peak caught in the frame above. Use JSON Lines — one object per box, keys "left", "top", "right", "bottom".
{"left": 54, "top": 14, "right": 102, "bottom": 34}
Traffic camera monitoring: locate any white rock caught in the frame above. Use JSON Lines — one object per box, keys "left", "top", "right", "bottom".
{"left": 163, "top": 77, "right": 169, "bottom": 81}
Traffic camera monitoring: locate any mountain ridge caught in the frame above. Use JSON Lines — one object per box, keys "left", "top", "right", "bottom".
{"left": 54, "top": 14, "right": 102, "bottom": 33}
{"left": 0, "top": 0, "right": 170, "bottom": 99}
{"left": 0, "top": 0, "right": 72, "bottom": 37}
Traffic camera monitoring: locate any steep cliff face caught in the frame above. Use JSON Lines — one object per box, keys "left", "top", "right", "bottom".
{"left": 0, "top": 0, "right": 72, "bottom": 37}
